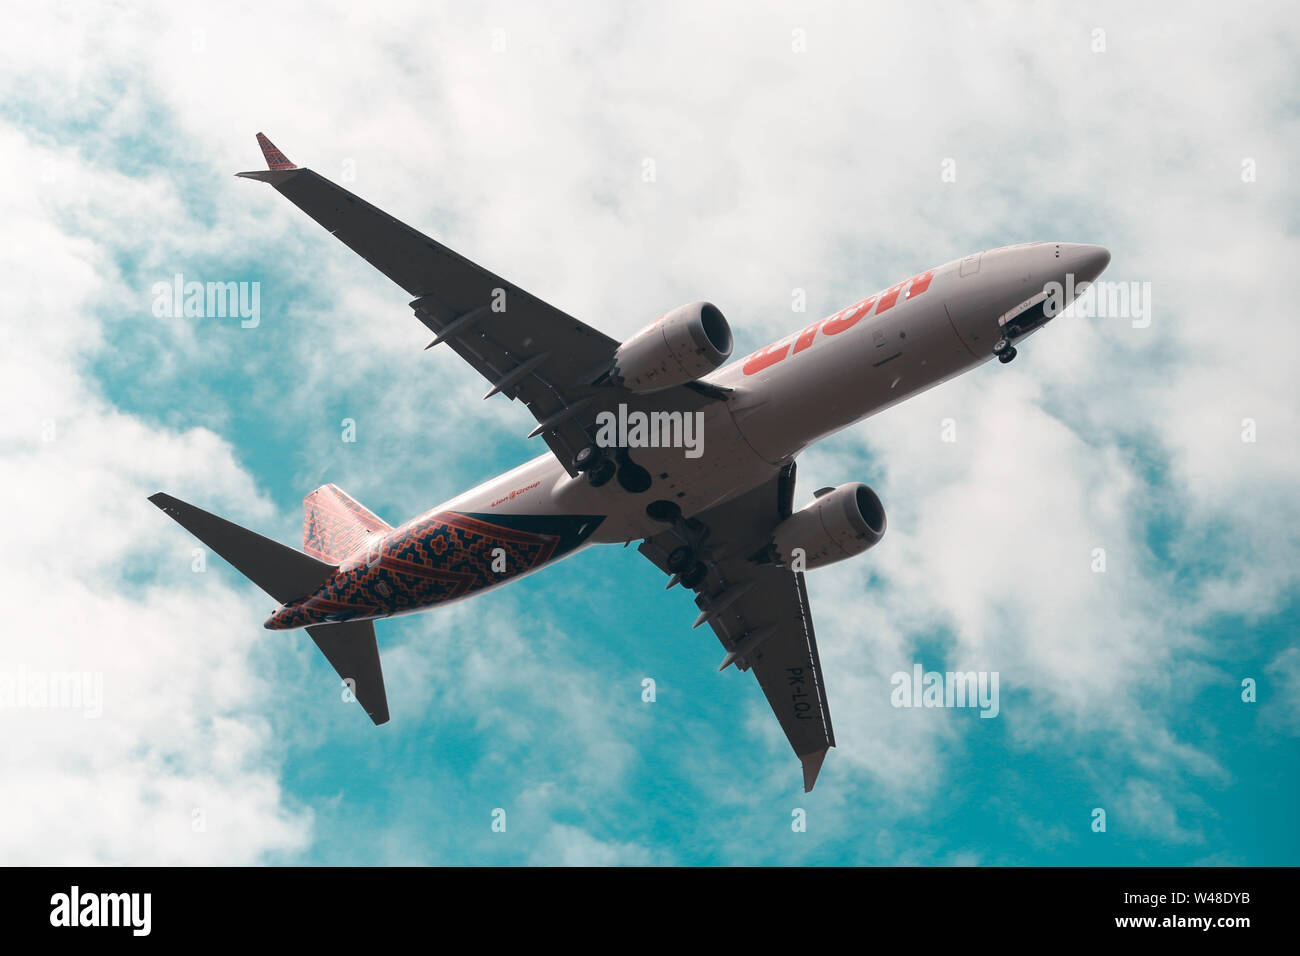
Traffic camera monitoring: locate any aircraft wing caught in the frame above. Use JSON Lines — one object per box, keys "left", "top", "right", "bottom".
{"left": 237, "top": 133, "right": 715, "bottom": 474}
{"left": 638, "top": 463, "right": 836, "bottom": 791}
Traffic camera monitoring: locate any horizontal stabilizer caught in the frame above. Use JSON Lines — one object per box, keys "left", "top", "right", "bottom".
{"left": 149, "top": 493, "right": 335, "bottom": 604}
{"left": 306, "top": 620, "right": 390, "bottom": 725}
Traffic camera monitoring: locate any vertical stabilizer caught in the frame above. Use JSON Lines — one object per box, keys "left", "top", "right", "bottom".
{"left": 303, "top": 484, "right": 393, "bottom": 563}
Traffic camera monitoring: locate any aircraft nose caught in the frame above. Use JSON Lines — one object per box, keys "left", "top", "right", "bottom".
{"left": 1063, "top": 243, "right": 1111, "bottom": 285}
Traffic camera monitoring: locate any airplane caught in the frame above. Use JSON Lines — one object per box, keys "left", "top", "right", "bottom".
{"left": 150, "top": 133, "right": 1110, "bottom": 791}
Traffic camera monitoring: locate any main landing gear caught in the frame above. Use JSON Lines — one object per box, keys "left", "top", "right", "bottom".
{"left": 573, "top": 444, "right": 615, "bottom": 487}
{"left": 667, "top": 544, "right": 708, "bottom": 589}
{"left": 658, "top": 510, "right": 710, "bottom": 589}
{"left": 573, "top": 444, "right": 651, "bottom": 492}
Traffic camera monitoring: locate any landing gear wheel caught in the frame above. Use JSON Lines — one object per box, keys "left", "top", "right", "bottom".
{"left": 572, "top": 444, "right": 603, "bottom": 473}
{"left": 992, "top": 337, "right": 1010, "bottom": 355}
{"left": 997, "top": 346, "right": 1018, "bottom": 364}
{"left": 586, "top": 458, "right": 616, "bottom": 487}
{"left": 667, "top": 546, "right": 695, "bottom": 574}
{"left": 680, "top": 562, "right": 708, "bottom": 589}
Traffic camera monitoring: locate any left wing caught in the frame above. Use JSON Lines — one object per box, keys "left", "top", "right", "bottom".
{"left": 237, "top": 133, "right": 715, "bottom": 474}
{"left": 639, "top": 464, "right": 836, "bottom": 791}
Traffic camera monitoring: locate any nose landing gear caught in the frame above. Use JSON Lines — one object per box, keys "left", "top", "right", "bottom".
{"left": 993, "top": 323, "right": 1022, "bottom": 364}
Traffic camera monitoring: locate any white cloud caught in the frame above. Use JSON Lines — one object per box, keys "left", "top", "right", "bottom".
{"left": 1115, "top": 779, "right": 1204, "bottom": 846}
{"left": 528, "top": 824, "right": 665, "bottom": 866}
{"left": 0, "top": 127, "right": 311, "bottom": 863}
{"left": 1264, "top": 648, "right": 1300, "bottom": 736}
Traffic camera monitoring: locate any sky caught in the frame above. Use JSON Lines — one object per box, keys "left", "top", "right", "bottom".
{"left": 1, "top": 0, "right": 1297, "bottom": 865}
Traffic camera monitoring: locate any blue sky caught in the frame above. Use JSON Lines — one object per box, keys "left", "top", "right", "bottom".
{"left": 2, "top": 1, "right": 1297, "bottom": 865}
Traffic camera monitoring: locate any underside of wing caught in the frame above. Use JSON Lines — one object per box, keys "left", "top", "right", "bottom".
{"left": 639, "top": 463, "right": 836, "bottom": 791}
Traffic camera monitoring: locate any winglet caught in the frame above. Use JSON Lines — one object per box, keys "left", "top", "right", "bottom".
{"left": 255, "top": 132, "right": 296, "bottom": 170}
{"left": 800, "top": 747, "right": 829, "bottom": 792}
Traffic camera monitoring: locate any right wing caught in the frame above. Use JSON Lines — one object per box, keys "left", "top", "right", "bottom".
{"left": 237, "top": 133, "right": 718, "bottom": 474}
{"left": 639, "top": 464, "right": 836, "bottom": 791}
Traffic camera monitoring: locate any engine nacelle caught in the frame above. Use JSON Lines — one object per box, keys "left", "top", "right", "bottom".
{"left": 611, "top": 302, "right": 733, "bottom": 393}
{"left": 771, "top": 483, "right": 886, "bottom": 571}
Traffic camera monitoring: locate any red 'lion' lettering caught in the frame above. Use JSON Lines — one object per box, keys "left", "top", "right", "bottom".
{"left": 823, "top": 295, "right": 876, "bottom": 335}
{"left": 906, "top": 270, "right": 934, "bottom": 298}
{"left": 792, "top": 321, "right": 821, "bottom": 354}
{"left": 742, "top": 340, "right": 791, "bottom": 375}
{"left": 741, "top": 270, "right": 934, "bottom": 375}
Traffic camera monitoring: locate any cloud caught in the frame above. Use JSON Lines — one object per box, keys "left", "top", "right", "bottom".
{"left": 0, "top": 127, "right": 309, "bottom": 863}
{"left": 528, "top": 824, "right": 666, "bottom": 866}
{"left": 1114, "top": 779, "right": 1204, "bottom": 846}
{"left": 1263, "top": 648, "right": 1300, "bottom": 736}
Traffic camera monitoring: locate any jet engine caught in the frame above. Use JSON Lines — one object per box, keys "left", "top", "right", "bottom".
{"left": 770, "top": 483, "right": 886, "bottom": 570}
{"left": 611, "top": 302, "right": 733, "bottom": 393}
